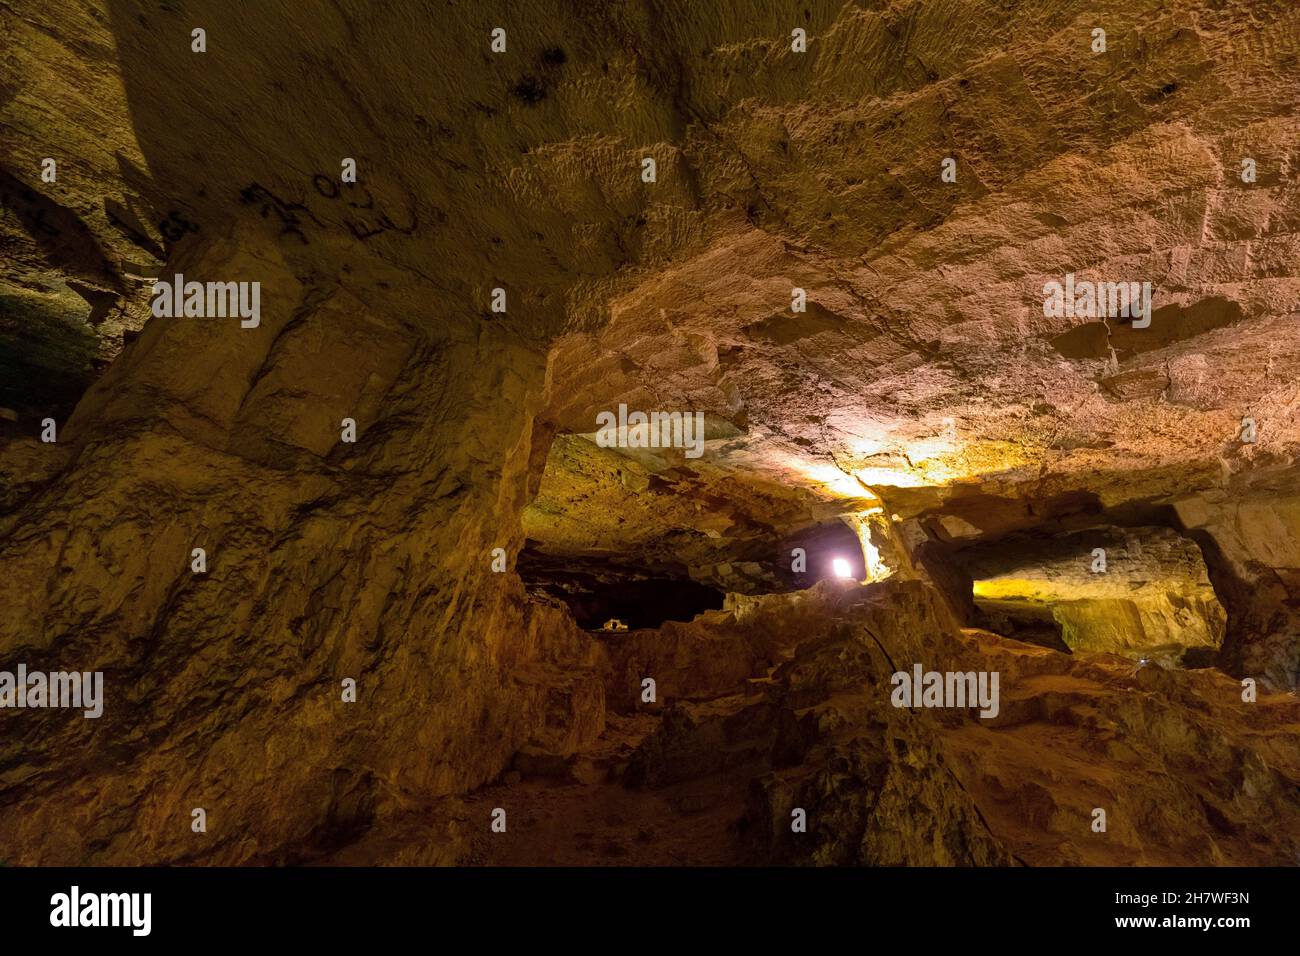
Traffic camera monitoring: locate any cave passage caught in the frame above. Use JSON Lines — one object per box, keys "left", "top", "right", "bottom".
{"left": 956, "top": 525, "right": 1227, "bottom": 664}
{"left": 513, "top": 522, "right": 882, "bottom": 634}
{"left": 515, "top": 545, "right": 726, "bottom": 630}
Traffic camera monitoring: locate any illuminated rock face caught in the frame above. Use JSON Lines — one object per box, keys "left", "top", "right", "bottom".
{"left": 1, "top": 0, "right": 1299, "bottom": 865}
{"left": 1175, "top": 489, "right": 1300, "bottom": 688}
{"left": 964, "top": 526, "right": 1227, "bottom": 658}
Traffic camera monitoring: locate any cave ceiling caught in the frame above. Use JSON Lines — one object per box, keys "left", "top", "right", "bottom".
{"left": 524, "top": 0, "right": 1300, "bottom": 569}
{"left": 6, "top": 1, "right": 1299, "bottom": 558}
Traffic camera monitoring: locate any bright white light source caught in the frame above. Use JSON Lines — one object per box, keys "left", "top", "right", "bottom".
{"left": 831, "top": 557, "right": 853, "bottom": 579}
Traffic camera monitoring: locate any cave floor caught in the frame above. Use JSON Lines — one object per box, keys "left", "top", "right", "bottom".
{"left": 322, "top": 711, "right": 755, "bottom": 866}
{"left": 316, "top": 581, "right": 1300, "bottom": 867}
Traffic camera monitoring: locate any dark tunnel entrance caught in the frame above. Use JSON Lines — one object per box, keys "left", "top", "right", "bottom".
{"left": 516, "top": 545, "right": 726, "bottom": 630}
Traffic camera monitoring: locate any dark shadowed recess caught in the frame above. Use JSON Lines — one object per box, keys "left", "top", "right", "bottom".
{"left": 516, "top": 519, "right": 868, "bottom": 629}
{"left": 784, "top": 519, "right": 867, "bottom": 586}
{"left": 0, "top": 293, "right": 101, "bottom": 434}
{"left": 516, "top": 545, "right": 725, "bottom": 629}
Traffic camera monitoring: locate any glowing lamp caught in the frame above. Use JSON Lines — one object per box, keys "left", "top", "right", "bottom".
{"left": 831, "top": 557, "right": 853, "bottom": 579}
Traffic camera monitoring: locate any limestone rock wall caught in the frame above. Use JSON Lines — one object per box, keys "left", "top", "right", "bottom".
{"left": 599, "top": 580, "right": 1300, "bottom": 866}
{"left": 964, "top": 526, "right": 1227, "bottom": 656}
{"left": 1176, "top": 488, "right": 1300, "bottom": 688}
{"left": 3, "top": 0, "right": 1300, "bottom": 866}
{"left": 0, "top": 225, "right": 607, "bottom": 862}
{"left": 0, "top": 0, "right": 627, "bottom": 862}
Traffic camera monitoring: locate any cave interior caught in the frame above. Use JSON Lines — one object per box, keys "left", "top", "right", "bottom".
{"left": 2, "top": 0, "right": 1300, "bottom": 867}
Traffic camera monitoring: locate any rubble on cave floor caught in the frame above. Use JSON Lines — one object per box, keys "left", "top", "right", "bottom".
{"left": 321, "top": 578, "right": 1300, "bottom": 866}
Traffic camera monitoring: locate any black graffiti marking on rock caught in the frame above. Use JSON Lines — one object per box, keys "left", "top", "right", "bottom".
{"left": 311, "top": 174, "right": 339, "bottom": 199}
{"left": 238, "top": 182, "right": 323, "bottom": 245}
{"left": 345, "top": 208, "right": 418, "bottom": 241}
{"left": 310, "top": 173, "right": 417, "bottom": 242}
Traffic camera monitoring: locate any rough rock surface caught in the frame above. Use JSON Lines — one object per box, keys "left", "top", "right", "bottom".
{"left": 328, "top": 580, "right": 1300, "bottom": 866}
{"left": 2, "top": 0, "right": 1300, "bottom": 865}
{"left": 964, "top": 525, "right": 1227, "bottom": 656}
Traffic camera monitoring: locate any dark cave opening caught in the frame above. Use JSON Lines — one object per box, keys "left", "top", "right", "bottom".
{"left": 516, "top": 545, "right": 726, "bottom": 630}
{"left": 785, "top": 519, "right": 869, "bottom": 588}
{"left": 515, "top": 516, "right": 873, "bottom": 631}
